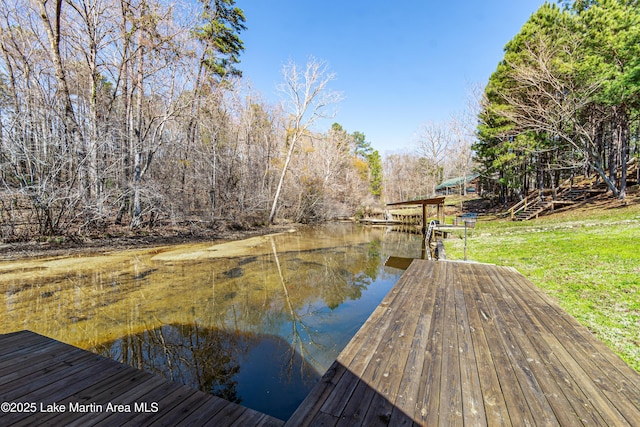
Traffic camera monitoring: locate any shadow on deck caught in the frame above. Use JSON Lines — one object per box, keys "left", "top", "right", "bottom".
{"left": 286, "top": 260, "right": 640, "bottom": 426}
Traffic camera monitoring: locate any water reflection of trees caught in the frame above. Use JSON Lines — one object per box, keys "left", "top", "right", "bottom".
{"left": 93, "top": 321, "right": 321, "bottom": 421}
{"left": 316, "top": 239, "right": 382, "bottom": 310}
{"left": 2, "top": 224, "right": 419, "bottom": 405}
{"left": 94, "top": 324, "right": 251, "bottom": 403}
{"left": 268, "top": 236, "right": 386, "bottom": 378}
{"left": 86, "top": 232, "right": 391, "bottom": 417}
{"left": 0, "top": 224, "right": 414, "bottom": 346}
{"left": 271, "top": 238, "right": 322, "bottom": 380}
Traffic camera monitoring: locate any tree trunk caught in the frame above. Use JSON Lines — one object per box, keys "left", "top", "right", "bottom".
{"left": 587, "top": 146, "right": 619, "bottom": 197}
{"left": 617, "top": 106, "right": 629, "bottom": 199}
{"left": 269, "top": 133, "right": 298, "bottom": 224}
{"left": 130, "top": 36, "right": 145, "bottom": 228}
{"left": 115, "top": 3, "right": 132, "bottom": 225}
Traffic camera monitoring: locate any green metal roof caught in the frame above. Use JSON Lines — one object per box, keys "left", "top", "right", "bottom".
{"left": 435, "top": 174, "right": 480, "bottom": 190}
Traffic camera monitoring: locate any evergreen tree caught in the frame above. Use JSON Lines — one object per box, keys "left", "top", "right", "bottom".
{"left": 367, "top": 150, "right": 383, "bottom": 199}
{"left": 352, "top": 131, "right": 372, "bottom": 159}
{"left": 194, "top": 0, "right": 247, "bottom": 79}
{"left": 475, "top": 0, "right": 640, "bottom": 200}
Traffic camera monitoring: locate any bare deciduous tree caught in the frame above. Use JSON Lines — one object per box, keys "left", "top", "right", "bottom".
{"left": 414, "top": 121, "right": 451, "bottom": 194}
{"left": 269, "top": 57, "right": 342, "bottom": 224}
{"left": 445, "top": 111, "right": 478, "bottom": 195}
{"left": 0, "top": 1, "right": 381, "bottom": 240}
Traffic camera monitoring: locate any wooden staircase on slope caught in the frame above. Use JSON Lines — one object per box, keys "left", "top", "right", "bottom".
{"left": 511, "top": 198, "right": 552, "bottom": 221}
{"left": 508, "top": 180, "right": 608, "bottom": 221}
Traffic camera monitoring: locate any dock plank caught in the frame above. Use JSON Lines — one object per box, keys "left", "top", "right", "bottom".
{"left": 415, "top": 267, "right": 446, "bottom": 426}
{"left": 498, "top": 267, "right": 640, "bottom": 425}
{"left": 358, "top": 261, "right": 434, "bottom": 425}
{"left": 453, "top": 282, "right": 486, "bottom": 425}
{"left": 440, "top": 262, "right": 463, "bottom": 427}
{"left": 387, "top": 261, "right": 440, "bottom": 426}
{"left": 11, "top": 363, "right": 133, "bottom": 426}
{"left": 489, "top": 264, "right": 609, "bottom": 425}
{"left": 151, "top": 391, "right": 227, "bottom": 427}
{"left": 0, "top": 332, "right": 54, "bottom": 359}
{"left": 0, "top": 344, "right": 89, "bottom": 388}
{"left": 458, "top": 266, "right": 512, "bottom": 426}
{"left": 335, "top": 376, "right": 377, "bottom": 426}
{"left": 466, "top": 266, "right": 535, "bottom": 426}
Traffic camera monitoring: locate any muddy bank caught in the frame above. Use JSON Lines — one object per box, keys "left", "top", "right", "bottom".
{"left": 0, "top": 222, "right": 303, "bottom": 261}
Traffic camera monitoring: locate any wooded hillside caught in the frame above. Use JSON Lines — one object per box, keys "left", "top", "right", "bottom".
{"left": 0, "top": 0, "right": 381, "bottom": 240}
{"left": 475, "top": 0, "right": 640, "bottom": 204}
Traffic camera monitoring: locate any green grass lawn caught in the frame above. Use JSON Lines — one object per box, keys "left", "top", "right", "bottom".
{"left": 444, "top": 201, "right": 640, "bottom": 372}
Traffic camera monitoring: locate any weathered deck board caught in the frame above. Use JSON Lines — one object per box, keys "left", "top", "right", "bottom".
{"left": 0, "top": 330, "right": 285, "bottom": 426}
{"left": 285, "top": 260, "right": 640, "bottom": 426}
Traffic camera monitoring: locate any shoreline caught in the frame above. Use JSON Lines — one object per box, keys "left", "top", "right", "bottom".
{"left": 0, "top": 223, "right": 301, "bottom": 262}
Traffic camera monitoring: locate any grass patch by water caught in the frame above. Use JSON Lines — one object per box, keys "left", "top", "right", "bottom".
{"left": 444, "top": 201, "right": 640, "bottom": 372}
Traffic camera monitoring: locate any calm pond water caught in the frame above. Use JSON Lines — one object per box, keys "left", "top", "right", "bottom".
{"left": 0, "top": 223, "right": 423, "bottom": 420}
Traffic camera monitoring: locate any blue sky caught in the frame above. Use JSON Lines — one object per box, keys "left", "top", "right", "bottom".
{"left": 237, "top": 1, "right": 545, "bottom": 154}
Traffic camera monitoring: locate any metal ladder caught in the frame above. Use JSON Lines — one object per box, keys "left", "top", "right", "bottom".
{"left": 425, "top": 220, "right": 438, "bottom": 244}
{"left": 424, "top": 220, "right": 439, "bottom": 260}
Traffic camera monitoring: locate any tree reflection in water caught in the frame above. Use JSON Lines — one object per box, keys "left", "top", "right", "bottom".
{"left": 271, "top": 237, "right": 324, "bottom": 380}
{"left": 94, "top": 324, "right": 248, "bottom": 403}
{"left": 1, "top": 223, "right": 423, "bottom": 420}
{"left": 92, "top": 235, "right": 393, "bottom": 420}
{"left": 94, "top": 323, "right": 320, "bottom": 418}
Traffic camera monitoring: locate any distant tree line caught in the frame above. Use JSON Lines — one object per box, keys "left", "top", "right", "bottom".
{"left": 384, "top": 115, "right": 476, "bottom": 204}
{"left": 0, "top": 0, "right": 380, "bottom": 240}
{"left": 475, "top": 0, "right": 640, "bottom": 204}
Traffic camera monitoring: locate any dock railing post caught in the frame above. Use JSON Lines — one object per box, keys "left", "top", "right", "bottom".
{"left": 462, "top": 213, "right": 477, "bottom": 261}
{"left": 464, "top": 223, "right": 467, "bottom": 261}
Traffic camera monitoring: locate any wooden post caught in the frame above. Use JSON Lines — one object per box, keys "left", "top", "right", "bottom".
{"left": 421, "top": 234, "right": 427, "bottom": 260}
{"left": 422, "top": 203, "right": 427, "bottom": 234}
{"left": 464, "top": 223, "right": 468, "bottom": 261}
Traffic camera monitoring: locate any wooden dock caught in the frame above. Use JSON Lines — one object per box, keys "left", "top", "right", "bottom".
{"left": 0, "top": 330, "right": 284, "bottom": 426}
{"left": 358, "top": 218, "right": 402, "bottom": 225}
{"left": 286, "top": 260, "right": 640, "bottom": 426}
{"left": 2, "top": 260, "right": 640, "bottom": 426}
